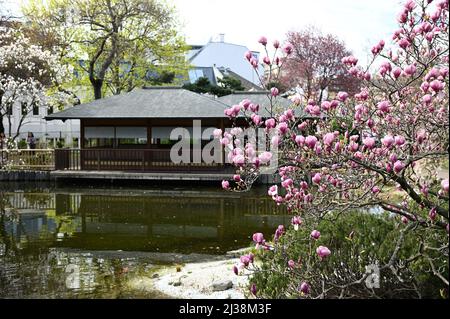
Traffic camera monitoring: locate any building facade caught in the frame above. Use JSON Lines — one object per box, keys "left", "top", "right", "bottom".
{"left": 2, "top": 102, "right": 80, "bottom": 148}
{"left": 187, "top": 35, "right": 264, "bottom": 87}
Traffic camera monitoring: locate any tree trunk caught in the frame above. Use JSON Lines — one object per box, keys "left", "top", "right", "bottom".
{"left": 92, "top": 79, "right": 103, "bottom": 100}
{"left": 0, "top": 115, "right": 4, "bottom": 134}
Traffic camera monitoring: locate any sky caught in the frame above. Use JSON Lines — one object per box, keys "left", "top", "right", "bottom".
{"left": 3, "top": 0, "right": 402, "bottom": 64}
{"left": 170, "top": 0, "right": 401, "bottom": 64}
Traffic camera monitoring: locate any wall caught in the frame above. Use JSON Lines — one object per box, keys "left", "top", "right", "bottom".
{"left": 0, "top": 170, "right": 52, "bottom": 182}
{"left": 2, "top": 102, "right": 80, "bottom": 147}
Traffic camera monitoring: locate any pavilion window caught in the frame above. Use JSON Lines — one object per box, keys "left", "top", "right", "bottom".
{"left": 116, "top": 127, "right": 147, "bottom": 147}
{"left": 151, "top": 126, "right": 196, "bottom": 146}
{"left": 84, "top": 126, "right": 114, "bottom": 148}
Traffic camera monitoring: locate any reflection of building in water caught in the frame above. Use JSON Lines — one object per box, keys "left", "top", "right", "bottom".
{"left": 3, "top": 190, "right": 289, "bottom": 253}
{"left": 4, "top": 211, "right": 57, "bottom": 239}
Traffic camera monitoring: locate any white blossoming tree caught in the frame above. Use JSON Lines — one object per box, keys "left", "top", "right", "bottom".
{"left": 0, "top": 27, "right": 72, "bottom": 142}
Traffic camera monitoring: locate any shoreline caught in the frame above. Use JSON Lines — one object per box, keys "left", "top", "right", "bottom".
{"left": 126, "top": 248, "right": 251, "bottom": 299}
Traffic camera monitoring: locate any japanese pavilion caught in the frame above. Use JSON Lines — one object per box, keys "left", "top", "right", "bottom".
{"left": 46, "top": 87, "right": 296, "bottom": 178}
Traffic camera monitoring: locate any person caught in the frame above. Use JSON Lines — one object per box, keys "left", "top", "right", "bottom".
{"left": 27, "top": 132, "right": 36, "bottom": 150}
{"left": 0, "top": 132, "right": 6, "bottom": 167}
{"left": 0, "top": 132, "right": 6, "bottom": 150}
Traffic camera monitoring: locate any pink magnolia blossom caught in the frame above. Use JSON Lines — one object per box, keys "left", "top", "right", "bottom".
{"left": 312, "top": 173, "right": 322, "bottom": 184}
{"left": 281, "top": 178, "right": 293, "bottom": 188}
{"left": 421, "top": 81, "right": 430, "bottom": 92}
{"left": 273, "top": 39, "right": 280, "bottom": 49}
{"left": 363, "top": 137, "right": 376, "bottom": 149}
{"left": 299, "top": 282, "right": 310, "bottom": 295}
{"left": 252, "top": 114, "right": 262, "bottom": 125}
{"left": 249, "top": 103, "right": 259, "bottom": 112}
{"left": 244, "top": 50, "right": 252, "bottom": 61}
{"left": 230, "top": 152, "right": 244, "bottom": 164}
{"left": 283, "top": 43, "right": 293, "bottom": 55}
{"left": 398, "top": 38, "right": 411, "bottom": 49}
{"left": 288, "top": 260, "right": 295, "bottom": 269}
{"left": 240, "top": 254, "right": 253, "bottom": 267}
{"left": 397, "top": 12, "right": 408, "bottom": 24}
{"left": 323, "top": 132, "right": 335, "bottom": 146}
{"left": 259, "top": 151, "right": 273, "bottom": 164}
{"left": 213, "top": 129, "right": 222, "bottom": 138}
{"left": 422, "top": 94, "right": 432, "bottom": 104}
{"left": 392, "top": 67, "right": 402, "bottom": 78}
{"left": 394, "top": 135, "right": 406, "bottom": 146}
{"left": 430, "top": 79, "right": 445, "bottom": 92}
{"left": 258, "top": 36, "right": 268, "bottom": 46}
{"left": 221, "top": 180, "right": 230, "bottom": 190}
{"left": 310, "top": 230, "right": 321, "bottom": 240}
{"left": 271, "top": 135, "right": 280, "bottom": 146}
{"left": 404, "top": 64, "right": 417, "bottom": 76}
{"left": 265, "top": 118, "right": 276, "bottom": 129}
{"left": 240, "top": 99, "right": 251, "bottom": 109}
{"left": 316, "top": 246, "right": 331, "bottom": 260}
{"left": 277, "top": 122, "right": 289, "bottom": 135}
{"left": 291, "top": 216, "right": 302, "bottom": 230}
{"left": 298, "top": 122, "right": 308, "bottom": 131}
{"left": 337, "top": 91, "right": 349, "bottom": 102}
{"left": 268, "top": 185, "right": 278, "bottom": 196}
{"left": 377, "top": 100, "right": 390, "bottom": 113}
{"left": 381, "top": 135, "right": 395, "bottom": 148}
{"left": 271, "top": 87, "right": 279, "bottom": 97}
{"left": 220, "top": 137, "right": 230, "bottom": 146}
{"left": 305, "top": 136, "right": 318, "bottom": 149}
{"left": 429, "top": 207, "right": 437, "bottom": 221}
{"left": 274, "top": 225, "right": 285, "bottom": 242}
{"left": 295, "top": 135, "right": 305, "bottom": 146}
{"left": 393, "top": 160, "right": 405, "bottom": 174}
{"left": 441, "top": 179, "right": 449, "bottom": 193}
{"left": 250, "top": 284, "right": 257, "bottom": 296}
{"left": 252, "top": 233, "right": 265, "bottom": 248}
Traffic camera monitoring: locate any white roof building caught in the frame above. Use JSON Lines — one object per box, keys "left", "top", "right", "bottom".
{"left": 187, "top": 35, "right": 264, "bottom": 86}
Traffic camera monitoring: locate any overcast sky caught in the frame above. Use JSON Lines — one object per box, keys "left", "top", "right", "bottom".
{"left": 170, "top": 0, "right": 402, "bottom": 64}
{"left": 4, "top": 0, "right": 402, "bottom": 64}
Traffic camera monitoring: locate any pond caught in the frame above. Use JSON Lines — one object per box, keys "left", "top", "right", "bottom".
{"left": 0, "top": 182, "right": 287, "bottom": 298}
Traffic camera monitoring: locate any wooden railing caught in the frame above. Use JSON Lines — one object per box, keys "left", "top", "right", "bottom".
{"left": 55, "top": 148, "right": 228, "bottom": 172}
{"left": 0, "top": 149, "right": 55, "bottom": 171}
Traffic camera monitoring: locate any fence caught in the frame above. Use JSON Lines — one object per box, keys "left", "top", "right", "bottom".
{"left": 54, "top": 148, "right": 229, "bottom": 172}
{"left": 0, "top": 149, "right": 55, "bottom": 171}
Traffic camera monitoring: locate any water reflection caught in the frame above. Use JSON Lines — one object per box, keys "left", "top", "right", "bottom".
{"left": 3, "top": 187, "right": 286, "bottom": 253}
{"left": 0, "top": 183, "right": 287, "bottom": 298}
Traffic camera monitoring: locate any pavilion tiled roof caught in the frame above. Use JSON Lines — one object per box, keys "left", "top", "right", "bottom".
{"left": 46, "top": 87, "right": 231, "bottom": 120}
{"left": 46, "top": 87, "right": 304, "bottom": 120}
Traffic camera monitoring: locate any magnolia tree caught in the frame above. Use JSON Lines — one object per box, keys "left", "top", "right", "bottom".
{"left": 217, "top": 0, "right": 449, "bottom": 298}
{"left": 0, "top": 27, "right": 71, "bottom": 141}
{"left": 280, "top": 27, "right": 361, "bottom": 102}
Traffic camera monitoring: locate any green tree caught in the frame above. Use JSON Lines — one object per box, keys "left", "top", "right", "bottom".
{"left": 183, "top": 76, "right": 246, "bottom": 97}
{"left": 23, "top": 0, "right": 189, "bottom": 100}
{"left": 218, "top": 76, "right": 245, "bottom": 91}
